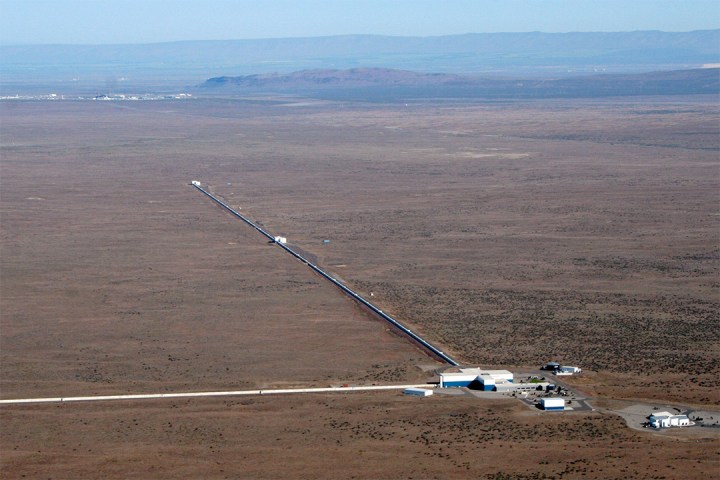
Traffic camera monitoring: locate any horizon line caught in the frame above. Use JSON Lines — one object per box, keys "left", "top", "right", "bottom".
{"left": 2, "top": 28, "right": 718, "bottom": 48}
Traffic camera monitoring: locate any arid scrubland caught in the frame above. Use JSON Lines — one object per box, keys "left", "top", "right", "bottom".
{"left": 1, "top": 97, "right": 718, "bottom": 478}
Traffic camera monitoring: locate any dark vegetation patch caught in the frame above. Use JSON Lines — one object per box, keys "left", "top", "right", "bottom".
{"left": 358, "top": 282, "right": 720, "bottom": 377}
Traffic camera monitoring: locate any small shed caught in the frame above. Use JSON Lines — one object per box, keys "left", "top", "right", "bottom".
{"left": 541, "top": 397, "right": 565, "bottom": 411}
{"left": 404, "top": 388, "right": 433, "bottom": 397}
{"left": 191, "top": 180, "right": 201, "bottom": 187}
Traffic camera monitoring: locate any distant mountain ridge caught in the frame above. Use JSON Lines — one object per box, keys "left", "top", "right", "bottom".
{"left": 204, "top": 68, "right": 467, "bottom": 88}
{"left": 201, "top": 67, "right": 720, "bottom": 101}
{"left": 1, "top": 30, "right": 718, "bottom": 92}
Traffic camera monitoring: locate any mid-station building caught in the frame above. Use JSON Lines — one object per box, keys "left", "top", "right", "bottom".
{"left": 439, "top": 368, "right": 514, "bottom": 391}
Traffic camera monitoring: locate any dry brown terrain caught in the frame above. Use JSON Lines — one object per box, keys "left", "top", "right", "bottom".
{"left": 3, "top": 393, "right": 719, "bottom": 480}
{"left": 1, "top": 97, "right": 719, "bottom": 478}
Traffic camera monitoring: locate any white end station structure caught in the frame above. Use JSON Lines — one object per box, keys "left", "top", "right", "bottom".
{"left": 648, "top": 411, "right": 694, "bottom": 429}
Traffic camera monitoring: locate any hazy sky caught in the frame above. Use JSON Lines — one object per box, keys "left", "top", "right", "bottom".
{"left": 1, "top": 0, "right": 718, "bottom": 45}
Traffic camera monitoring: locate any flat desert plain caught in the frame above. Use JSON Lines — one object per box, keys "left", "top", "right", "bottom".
{"left": 1, "top": 97, "right": 718, "bottom": 478}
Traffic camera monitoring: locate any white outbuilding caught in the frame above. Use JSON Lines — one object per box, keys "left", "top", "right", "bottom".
{"left": 648, "top": 412, "right": 694, "bottom": 429}
{"left": 404, "top": 388, "right": 433, "bottom": 397}
{"left": 274, "top": 236, "right": 287, "bottom": 244}
{"left": 191, "top": 180, "right": 201, "bottom": 187}
{"left": 541, "top": 397, "right": 565, "bottom": 411}
{"left": 554, "top": 366, "right": 581, "bottom": 376}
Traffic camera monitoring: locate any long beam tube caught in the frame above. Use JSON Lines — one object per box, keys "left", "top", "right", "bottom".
{"left": 192, "top": 183, "right": 459, "bottom": 366}
{"left": 0, "top": 384, "right": 432, "bottom": 405}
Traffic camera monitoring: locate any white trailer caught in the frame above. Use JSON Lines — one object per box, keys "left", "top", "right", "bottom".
{"left": 554, "top": 366, "right": 581, "bottom": 375}
{"left": 559, "top": 366, "right": 581, "bottom": 373}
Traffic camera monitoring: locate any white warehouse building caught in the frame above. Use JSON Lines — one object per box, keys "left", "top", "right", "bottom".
{"left": 439, "top": 368, "right": 513, "bottom": 391}
{"left": 648, "top": 412, "right": 694, "bottom": 429}
{"left": 541, "top": 397, "right": 565, "bottom": 411}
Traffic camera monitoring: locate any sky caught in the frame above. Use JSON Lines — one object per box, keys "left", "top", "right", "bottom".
{"left": 1, "top": 0, "right": 718, "bottom": 45}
